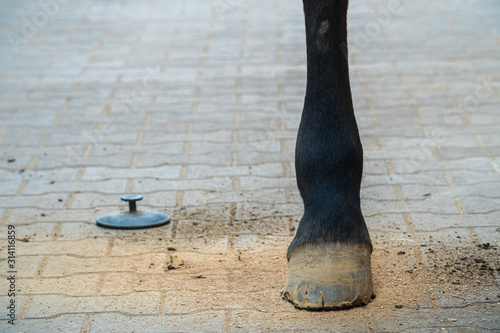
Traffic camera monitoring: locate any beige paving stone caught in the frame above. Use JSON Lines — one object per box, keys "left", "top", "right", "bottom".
{"left": 448, "top": 170, "right": 500, "bottom": 185}
{"left": 189, "top": 142, "right": 282, "bottom": 155}
{"left": 391, "top": 157, "right": 495, "bottom": 174}
{"left": 231, "top": 308, "right": 368, "bottom": 332}
{"left": 361, "top": 185, "right": 399, "bottom": 200}
{"left": 0, "top": 180, "right": 22, "bottom": 196}
{"left": 434, "top": 284, "right": 500, "bottom": 308}
{"left": 365, "top": 213, "right": 408, "bottom": 232}
{"left": 461, "top": 197, "right": 500, "bottom": 214}
{"left": 0, "top": 256, "right": 42, "bottom": 279}
{"left": 100, "top": 271, "right": 231, "bottom": 295}
{"left": 35, "top": 154, "right": 134, "bottom": 169}
{"left": 364, "top": 148, "right": 436, "bottom": 161}
{"left": 14, "top": 238, "right": 109, "bottom": 257}
{"left": 0, "top": 223, "right": 55, "bottom": 241}
{"left": 103, "top": 252, "right": 286, "bottom": 296}
{"left": 26, "top": 292, "right": 159, "bottom": 318}
{"left": 42, "top": 254, "right": 168, "bottom": 277}
{"left": 143, "top": 131, "right": 233, "bottom": 144}
{"left": 81, "top": 166, "right": 182, "bottom": 181}
{"left": 15, "top": 274, "right": 101, "bottom": 296}
{"left": 361, "top": 197, "right": 459, "bottom": 216}
{"left": 0, "top": 194, "right": 65, "bottom": 209}
{"left": 0, "top": 296, "right": 27, "bottom": 327}
{"left": 474, "top": 227, "right": 500, "bottom": 246}
{"left": 400, "top": 183, "right": 500, "bottom": 199}
{"left": 0, "top": 168, "right": 80, "bottom": 183}
{"left": 371, "top": 229, "right": 474, "bottom": 250}
{"left": 1, "top": 314, "right": 85, "bottom": 333}
{"left": 58, "top": 221, "right": 173, "bottom": 240}
{"left": 176, "top": 216, "right": 290, "bottom": 237}
{"left": 362, "top": 171, "right": 449, "bottom": 186}
{"left": 236, "top": 203, "right": 302, "bottom": 220}
{"left": 7, "top": 208, "right": 97, "bottom": 225}
{"left": 234, "top": 235, "right": 291, "bottom": 254}
{"left": 163, "top": 288, "right": 286, "bottom": 314}
{"left": 238, "top": 176, "right": 297, "bottom": 191}
{"left": 46, "top": 132, "right": 138, "bottom": 146}
{"left": 133, "top": 177, "right": 233, "bottom": 193}
{"left": 72, "top": 191, "right": 177, "bottom": 209}
{"left": 173, "top": 203, "right": 231, "bottom": 221}
{"left": 87, "top": 143, "right": 184, "bottom": 158}
{"left": 109, "top": 235, "right": 228, "bottom": 256}
{"left": 89, "top": 312, "right": 224, "bottom": 333}
{"left": 136, "top": 151, "right": 233, "bottom": 168}
{"left": 23, "top": 179, "right": 128, "bottom": 195}
{"left": 185, "top": 164, "right": 284, "bottom": 179}
{"left": 363, "top": 160, "right": 390, "bottom": 174}
{"left": 0, "top": 157, "right": 33, "bottom": 172}
{"left": 438, "top": 146, "right": 500, "bottom": 159}
{"left": 410, "top": 212, "right": 500, "bottom": 231}
{"left": 371, "top": 305, "right": 500, "bottom": 332}
{"left": 383, "top": 136, "right": 479, "bottom": 150}
{"left": 182, "top": 189, "right": 287, "bottom": 206}
{"left": 237, "top": 151, "right": 295, "bottom": 165}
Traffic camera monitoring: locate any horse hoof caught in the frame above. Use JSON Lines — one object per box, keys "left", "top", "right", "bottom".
{"left": 282, "top": 243, "right": 374, "bottom": 310}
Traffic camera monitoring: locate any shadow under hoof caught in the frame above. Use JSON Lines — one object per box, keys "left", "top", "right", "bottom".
{"left": 282, "top": 243, "right": 375, "bottom": 310}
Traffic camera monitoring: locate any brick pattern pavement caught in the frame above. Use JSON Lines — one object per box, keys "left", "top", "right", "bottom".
{"left": 1, "top": 0, "right": 499, "bottom": 332}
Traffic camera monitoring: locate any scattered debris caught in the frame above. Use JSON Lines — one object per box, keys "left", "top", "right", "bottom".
{"left": 477, "top": 243, "right": 493, "bottom": 250}
{"left": 167, "top": 255, "right": 184, "bottom": 270}
{"left": 422, "top": 246, "right": 498, "bottom": 284}
{"left": 167, "top": 247, "right": 177, "bottom": 251}
{"left": 397, "top": 251, "right": 406, "bottom": 255}
{"left": 395, "top": 304, "right": 403, "bottom": 308}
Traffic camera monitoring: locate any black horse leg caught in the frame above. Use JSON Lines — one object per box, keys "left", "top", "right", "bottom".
{"left": 282, "top": 0, "right": 374, "bottom": 310}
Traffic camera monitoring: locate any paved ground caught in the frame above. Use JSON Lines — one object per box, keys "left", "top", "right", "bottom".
{"left": 1, "top": 0, "right": 500, "bottom": 332}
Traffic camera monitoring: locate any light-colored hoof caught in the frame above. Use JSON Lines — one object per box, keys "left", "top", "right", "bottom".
{"left": 282, "top": 243, "right": 374, "bottom": 310}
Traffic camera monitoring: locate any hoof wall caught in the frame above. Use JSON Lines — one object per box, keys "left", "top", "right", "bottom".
{"left": 282, "top": 243, "right": 374, "bottom": 310}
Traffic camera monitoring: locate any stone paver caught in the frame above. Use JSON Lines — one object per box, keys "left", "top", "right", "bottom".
{"left": 1, "top": 0, "right": 499, "bottom": 332}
